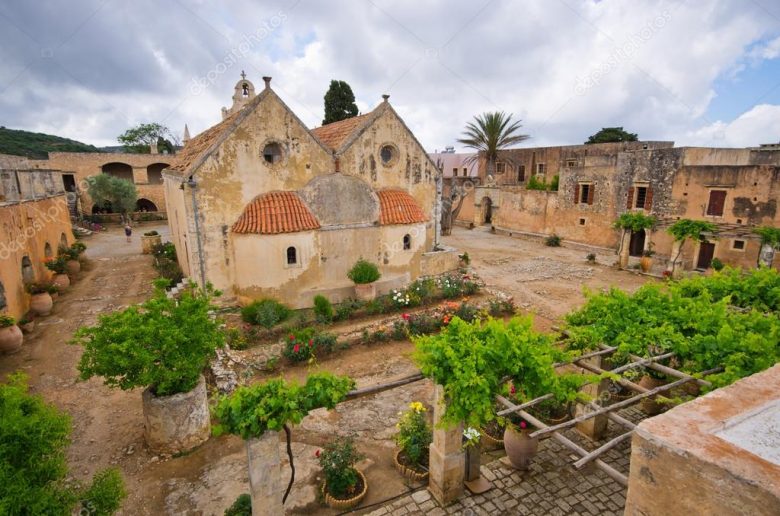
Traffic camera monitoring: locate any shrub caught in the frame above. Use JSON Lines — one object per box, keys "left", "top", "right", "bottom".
{"left": 711, "top": 258, "right": 724, "bottom": 271}
{"left": 313, "top": 332, "right": 338, "bottom": 354}
{"left": 391, "top": 288, "right": 418, "bottom": 308}
{"left": 409, "top": 278, "right": 436, "bottom": 301}
{"left": 151, "top": 242, "right": 183, "bottom": 285}
{"left": 43, "top": 256, "right": 67, "bottom": 274}
{"left": 0, "top": 374, "right": 126, "bottom": 514}
{"left": 241, "top": 299, "right": 292, "bottom": 329}
{"left": 72, "top": 281, "right": 224, "bottom": 396}
{"left": 395, "top": 402, "right": 432, "bottom": 468}
{"left": 282, "top": 328, "right": 316, "bottom": 362}
{"left": 458, "top": 252, "right": 471, "bottom": 265}
{"left": 439, "top": 274, "right": 465, "bottom": 298}
{"left": 408, "top": 314, "right": 442, "bottom": 335}
{"left": 225, "top": 327, "right": 249, "bottom": 350}
{"left": 392, "top": 320, "right": 407, "bottom": 340}
{"left": 454, "top": 302, "right": 479, "bottom": 323}
{"left": 347, "top": 259, "right": 381, "bottom": 284}
{"left": 0, "top": 315, "right": 15, "bottom": 328}
{"left": 545, "top": 234, "right": 561, "bottom": 247}
{"left": 224, "top": 494, "right": 251, "bottom": 516}
{"left": 586, "top": 253, "right": 596, "bottom": 263}
{"left": 549, "top": 174, "right": 559, "bottom": 191}
{"left": 313, "top": 295, "right": 334, "bottom": 324}
{"left": 334, "top": 298, "right": 362, "bottom": 322}
{"left": 143, "top": 230, "right": 159, "bottom": 236}
{"left": 318, "top": 436, "right": 365, "bottom": 499}
{"left": 488, "top": 298, "right": 516, "bottom": 316}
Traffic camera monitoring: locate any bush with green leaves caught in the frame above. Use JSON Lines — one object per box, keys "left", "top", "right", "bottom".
{"left": 313, "top": 295, "right": 333, "bottom": 324}
{"left": 414, "top": 317, "right": 588, "bottom": 429}
{"left": 394, "top": 402, "right": 432, "bottom": 468}
{"left": 143, "top": 230, "right": 159, "bottom": 236}
{"left": 613, "top": 212, "right": 657, "bottom": 232}
{"left": 224, "top": 494, "right": 251, "bottom": 516}
{"left": 73, "top": 280, "right": 224, "bottom": 396}
{"left": 241, "top": 299, "right": 292, "bottom": 329}
{"left": 545, "top": 234, "right": 561, "bottom": 247}
{"left": 333, "top": 298, "right": 362, "bottom": 321}
{"left": 282, "top": 328, "right": 338, "bottom": 362}
{"left": 711, "top": 257, "right": 724, "bottom": 271}
{"left": 213, "top": 372, "right": 355, "bottom": 439}
{"left": 150, "top": 242, "right": 183, "bottom": 286}
{"left": 0, "top": 373, "right": 126, "bottom": 514}
{"left": 347, "top": 259, "right": 381, "bottom": 284}
{"left": 0, "top": 315, "right": 14, "bottom": 328}
{"left": 318, "top": 436, "right": 365, "bottom": 499}
{"left": 44, "top": 255, "right": 67, "bottom": 274}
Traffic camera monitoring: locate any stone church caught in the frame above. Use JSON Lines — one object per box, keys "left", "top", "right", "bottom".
{"left": 164, "top": 74, "right": 451, "bottom": 308}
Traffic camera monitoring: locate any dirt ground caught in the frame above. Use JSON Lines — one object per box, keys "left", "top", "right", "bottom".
{"left": 0, "top": 224, "right": 652, "bottom": 515}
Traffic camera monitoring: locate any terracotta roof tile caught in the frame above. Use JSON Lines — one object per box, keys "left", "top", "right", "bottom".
{"left": 232, "top": 191, "right": 320, "bottom": 234}
{"left": 377, "top": 189, "right": 427, "bottom": 225}
{"left": 167, "top": 109, "right": 244, "bottom": 176}
{"left": 311, "top": 114, "right": 371, "bottom": 151}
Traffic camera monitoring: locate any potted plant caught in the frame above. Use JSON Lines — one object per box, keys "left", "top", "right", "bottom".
{"left": 480, "top": 406, "right": 506, "bottom": 449}
{"left": 59, "top": 245, "right": 81, "bottom": 275}
{"left": 141, "top": 230, "right": 162, "bottom": 254}
{"left": 27, "top": 283, "right": 55, "bottom": 316}
{"left": 393, "top": 401, "right": 432, "bottom": 481}
{"left": 528, "top": 397, "right": 573, "bottom": 426}
{"left": 72, "top": 280, "right": 224, "bottom": 454}
{"left": 0, "top": 315, "right": 23, "bottom": 354}
{"left": 318, "top": 436, "right": 368, "bottom": 510}
{"left": 44, "top": 256, "right": 70, "bottom": 290}
{"left": 18, "top": 316, "right": 35, "bottom": 334}
{"left": 458, "top": 252, "right": 471, "bottom": 268}
{"left": 347, "top": 259, "right": 381, "bottom": 301}
{"left": 640, "top": 243, "right": 655, "bottom": 273}
{"left": 503, "top": 414, "right": 538, "bottom": 470}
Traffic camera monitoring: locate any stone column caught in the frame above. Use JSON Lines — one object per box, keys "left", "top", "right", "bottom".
{"left": 619, "top": 232, "right": 631, "bottom": 269}
{"left": 668, "top": 240, "right": 683, "bottom": 278}
{"left": 758, "top": 243, "right": 775, "bottom": 268}
{"left": 428, "top": 385, "right": 464, "bottom": 506}
{"left": 246, "top": 431, "right": 284, "bottom": 516}
{"left": 576, "top": 357, "right": 609, "bottom": 441}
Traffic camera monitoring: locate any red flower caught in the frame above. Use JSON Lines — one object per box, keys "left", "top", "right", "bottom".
{"left": 293, "top": 344, "right": 300, "bottom": 353}
{"left": 520, "top": 421, "right": 527, "bottom": 429}
{"left": 308, "top": 339, "right": 313, "bottom": 347}
{"left": 509, "top": 383, "right": 516, "bottom": 395}
{"left": 289, "top": 334, "right": 295, "bottom": 341}
{"left": 315, "top": 449, "right": 320, "bottom": 458}
{"left": 402, "top": 313, "right": 410, "bottom": 321}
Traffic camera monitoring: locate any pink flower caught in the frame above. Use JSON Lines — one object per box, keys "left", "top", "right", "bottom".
{"left": 402, "top": 313, "right": 410, "bottom": 321}
{"left": 315, "top": 449, "right": 320, "bottom": 458}
{"left": 308, "top": 339, "right": 313, "bottom": 347}
{"left": 520, "top": 421, "right": 527, "bottom": 429}
{"left": 293, "top": 344, "right": 300, "bottom": 353}
{"left": 509, "top": 383, "right": 516, "bottom": 395}
{"left": 289, "top": 334, "right": 295, "bottom": 341}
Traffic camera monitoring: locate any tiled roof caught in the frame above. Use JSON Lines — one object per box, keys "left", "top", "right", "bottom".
{"left": 232, "top": 191, "right": 320, "bottom": 234}
{"left": 311, "top": 114, "right": 372, "bottom": 151}
{"left": 377, "top": 189, "right": 427, "bottom": 225}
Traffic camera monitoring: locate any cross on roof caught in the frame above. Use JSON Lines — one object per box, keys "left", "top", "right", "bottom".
{"left": 240, "top": 70, "right": 246, "bottom": 80}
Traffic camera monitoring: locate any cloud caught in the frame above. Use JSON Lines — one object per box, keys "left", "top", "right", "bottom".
{"left": 0, "top": 0, "right": 779, "bottom": 149}
{"left": 683, "top": 104, "right": 780, "bottom": 147}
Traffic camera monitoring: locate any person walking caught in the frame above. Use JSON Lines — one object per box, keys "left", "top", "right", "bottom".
{"left": 124, "top": 224, "right": 132, "bottom": 243}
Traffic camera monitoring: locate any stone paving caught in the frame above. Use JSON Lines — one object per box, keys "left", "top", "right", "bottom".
{"left": 365, "top": 407, "right": 644, "bottom": 516}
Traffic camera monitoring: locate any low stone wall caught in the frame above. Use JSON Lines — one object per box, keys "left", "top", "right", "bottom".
{"left": 421, "top": 247, "right": 460, "bottom": 276}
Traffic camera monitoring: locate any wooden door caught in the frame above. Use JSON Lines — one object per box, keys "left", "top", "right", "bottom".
{"left": 629, "top": 230, "right": 645, "bottom": 257}
{"left": 697, "top": 242, "right": 716, "bottom": 269}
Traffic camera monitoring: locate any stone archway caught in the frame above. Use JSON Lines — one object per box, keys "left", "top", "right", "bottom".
{"left": 136, "top": 198, "right": 158, "bottom": 212}
{"left": 101, "top": 162, "right": 134, "bottom": 182}
{"left": 146, "top": 163, "right": 169, "bottom": 184}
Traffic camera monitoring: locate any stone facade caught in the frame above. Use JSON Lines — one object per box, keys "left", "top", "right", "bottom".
{"left": 468, "top": 142, "right": 780, "bottom": 270}
{"left": 0, "top": 159, "right": 73, "bottom": 319}
{"left": 164, "top": 75, "right": 447, "bottom": 309}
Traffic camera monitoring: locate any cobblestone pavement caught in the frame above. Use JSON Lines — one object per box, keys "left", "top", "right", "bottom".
{"left": 366, "top": 407, "right": 646, "bottom": 516}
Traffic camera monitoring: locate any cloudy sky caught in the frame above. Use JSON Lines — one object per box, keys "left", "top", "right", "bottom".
{"left": 1, "top": 0, "right": 779, "bottom": 151}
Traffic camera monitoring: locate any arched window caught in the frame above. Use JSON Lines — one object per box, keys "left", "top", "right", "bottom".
{"left": 44, "top": 242, "right": 53, "bottom": 258}
{"left": 136, "top": 198, "right": 158, "bottom": 212}
{"left": 21, "top": 256, "right": 34, "bottom": 284}
{"left": 286, "top": 246, "right": 297, "bottom": 265}
{"left": 403, "top": 234, "right": 411, "bottom": 250}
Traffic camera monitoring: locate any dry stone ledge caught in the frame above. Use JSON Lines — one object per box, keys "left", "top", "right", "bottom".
{"left": 142, "top": 375, "right": 211, "bottom": 455}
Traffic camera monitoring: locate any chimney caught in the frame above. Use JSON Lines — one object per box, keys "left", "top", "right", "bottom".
{"left": 263, "top": 76, "right": 272, "bottom": 90}
{"left": 382, "top": 94, "right": 390, "bottom": 103}
{"left": 334, "top": 157, "right": 340, "bottom": 172}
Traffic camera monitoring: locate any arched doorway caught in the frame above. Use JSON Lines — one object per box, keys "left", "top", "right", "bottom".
{"left": 481, "top": 197, "right": 493, "bottom": 225}
{"left": 628, "top": 230, "right": 646, "bottom": 257}
{"left": 101, "top": 162, "right": 134, "bottom": 182}
{"left": 136, "top": 198, "right": 158, "bottom": 212}
{"left": 146, "top": 163, "right": 169, "bottom": 184}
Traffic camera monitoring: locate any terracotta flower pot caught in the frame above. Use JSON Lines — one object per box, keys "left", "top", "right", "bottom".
{"left": 639, "top": 375, "right": 667, "bottom": 415}
{"left": 503, "top": 425, "right": 538, "bottom": 470}
{"left": 640, "top": 256, "right": 653, "bottom": 273}
{"left": 0, "top": 325, "right": 24, "bottom": 354}
{"left": 394, "top": 449, "right": 429, "bottom": 482}
{"left": 66, "top": 259, "right": 81, "bottom": 275}
{"left": 53, "top": 274, "right": 70, "bottom": 290}
{"left": 29, "top": 293, "right": 53, "bottom": 316}
{"left": 322, "top": 469, "right": 368, "bottom": 510}
{"left": 354, "top": 283, "right": 376, "bottom": 302}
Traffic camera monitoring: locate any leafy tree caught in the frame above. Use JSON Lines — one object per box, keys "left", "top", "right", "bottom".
{"left": 585, "top": 127, "right": 638, "bottom": 144}
{"left": 117, "top": 123, "right": 176, "bottom": 154}
{"left": 0, "top": 373, "right": 126, "bottom": 514}
{"left": 86, "top": 174, "right": 137, "bottom": 222}
{"left": 667, "top": 219, "right": 718, "bottom": 273}
{"left": 322, "top": 80, "right": 359, "bottom": 125}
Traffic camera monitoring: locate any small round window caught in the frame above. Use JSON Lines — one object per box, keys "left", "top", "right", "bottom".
{"left": 380, "top": 145, "right": 397, "bottom": 165}
{"left": 262, "top": 142, "right": 283, "bottom": 164}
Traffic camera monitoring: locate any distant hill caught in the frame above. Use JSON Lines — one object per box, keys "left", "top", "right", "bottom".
{"left": 0, "top": 127, "right": 102, "bottom": 159}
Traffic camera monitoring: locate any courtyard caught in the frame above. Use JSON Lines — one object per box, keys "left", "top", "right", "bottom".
{"left": 0, "top": 224, "right": 653, "bottom": 515}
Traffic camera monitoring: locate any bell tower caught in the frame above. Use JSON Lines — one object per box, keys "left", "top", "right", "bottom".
{"left": 222, "top": 71, "right": 256, "bottom": 119}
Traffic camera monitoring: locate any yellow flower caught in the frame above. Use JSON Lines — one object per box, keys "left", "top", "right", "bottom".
{"left": 409, "top": 401, "right": 426, "bottom": 413}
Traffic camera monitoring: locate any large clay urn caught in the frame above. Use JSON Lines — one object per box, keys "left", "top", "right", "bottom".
{"left": 503, "top": 424, "right": 538, "bottom": 470}
{"left": 30, "top": 293, "right": 53, "bottom": 316}
{"left": 0, "top": 324, "right": 23, "bottom": 354}
{"left": 142, "top": 375, "right": 211, "bottom": 455}
{"left": 354, "top": 283, "right": 376, "bottom": 302}
{"left": 66, "top": 259, "right": 81, "bottom": 275}
{"left": 639, "top": 375, "right": 666, "bottom": 415}
{"left": 639, "top": 256, "right": 653, "bottom": 273}
{"left": 53, "top": 274, "right": 70, "bottom": 290}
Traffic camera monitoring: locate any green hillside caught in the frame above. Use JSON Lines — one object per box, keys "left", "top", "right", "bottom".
{"left": 0, "top": 127, "right": 101, "bottom": 159}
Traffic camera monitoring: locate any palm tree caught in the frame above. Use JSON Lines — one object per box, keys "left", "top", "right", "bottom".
{"left": 457, "top": 111, "right": 530, "bottom": 178}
